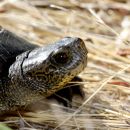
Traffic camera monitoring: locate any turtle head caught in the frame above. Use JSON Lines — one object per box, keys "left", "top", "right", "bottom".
{"left": 9, "top": 37, "right": 88, "bottom": 97}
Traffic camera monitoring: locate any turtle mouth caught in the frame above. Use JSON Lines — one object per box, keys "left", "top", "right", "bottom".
{"left": 45, "top": 68, "right": 85, "bottom": 97}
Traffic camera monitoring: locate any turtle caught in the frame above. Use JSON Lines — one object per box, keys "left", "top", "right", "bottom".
{"left": 0, "top": 27, "right": 88, "bottom": 114}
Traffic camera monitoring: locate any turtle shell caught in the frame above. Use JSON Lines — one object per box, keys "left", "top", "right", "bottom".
{"left": 0, "top": 27, "right": 37, "bottom": 79}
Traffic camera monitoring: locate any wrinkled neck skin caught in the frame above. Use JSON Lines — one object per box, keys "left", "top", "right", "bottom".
{"left": 0, "top": 78, "right": 46, "bottom": 113}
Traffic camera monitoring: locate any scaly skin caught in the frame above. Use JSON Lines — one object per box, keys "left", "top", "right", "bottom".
{"left": 0, "top": 28, "right": 88, "bottom": 113}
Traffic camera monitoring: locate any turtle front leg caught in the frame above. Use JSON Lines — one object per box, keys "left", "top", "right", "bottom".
{"left": 47, "top": 76, "right": 85, "bottom": 108}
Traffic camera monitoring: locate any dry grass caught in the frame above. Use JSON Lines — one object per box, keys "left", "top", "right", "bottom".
{"left": 0, "top": 0, "right": 130, "bottom": 129}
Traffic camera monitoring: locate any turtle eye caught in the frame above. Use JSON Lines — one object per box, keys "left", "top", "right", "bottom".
{"left": 51, "top": 50, "right": 71, "bottom": 65}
